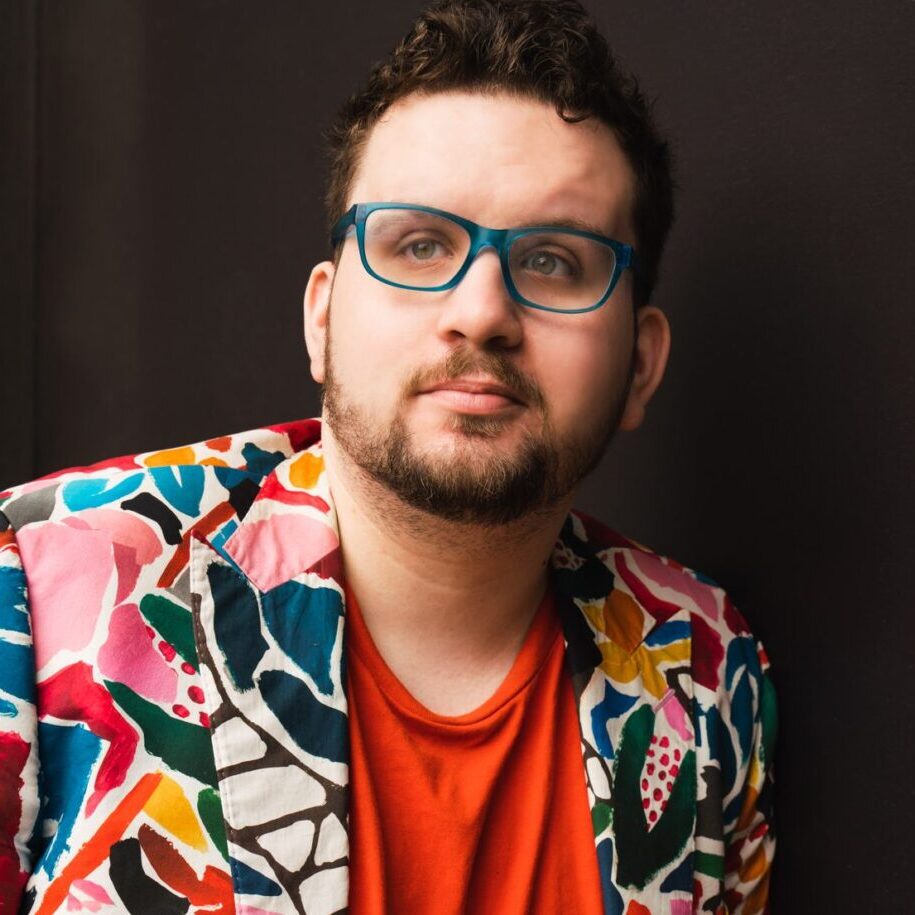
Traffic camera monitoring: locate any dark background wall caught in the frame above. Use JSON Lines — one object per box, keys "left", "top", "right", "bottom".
{"left": 2, "top": 1, "right": 913, "bottom": 910}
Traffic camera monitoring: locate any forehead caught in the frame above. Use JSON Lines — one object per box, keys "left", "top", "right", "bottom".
{"left": 348, "top": 90, "right": 636, "bottom": 240}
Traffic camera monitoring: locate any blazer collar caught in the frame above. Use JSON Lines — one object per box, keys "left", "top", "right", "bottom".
{"left": 220, "top": 440, "right": 341, "bottom": 592}
{"left": 218, "top": 429, "right": 679, "bottom": 658}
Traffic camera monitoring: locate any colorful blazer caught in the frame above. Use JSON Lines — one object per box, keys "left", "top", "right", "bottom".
{"left": 0, "top": 419, "right": 776, "bottom": 915}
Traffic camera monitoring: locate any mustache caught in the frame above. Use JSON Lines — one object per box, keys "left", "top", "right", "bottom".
{"left": 403, "top": 347, "right": 545, "bottom": 409}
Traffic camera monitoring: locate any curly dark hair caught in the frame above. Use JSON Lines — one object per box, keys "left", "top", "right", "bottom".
{"left": 322, "top": 0, "right": 674, "bottom": 309}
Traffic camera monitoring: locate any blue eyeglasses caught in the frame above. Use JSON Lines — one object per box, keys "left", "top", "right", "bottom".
{"left": 330, "top": 202, "right": 636, "bottom": 314}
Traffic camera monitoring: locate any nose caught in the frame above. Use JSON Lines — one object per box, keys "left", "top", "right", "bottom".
{"left": 435, "top": 245, "right": 523, "bottom": 349}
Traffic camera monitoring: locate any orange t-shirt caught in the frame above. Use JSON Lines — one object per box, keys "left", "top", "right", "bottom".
{"left": 345, "top": 585, "right": 604, "bottom": 915}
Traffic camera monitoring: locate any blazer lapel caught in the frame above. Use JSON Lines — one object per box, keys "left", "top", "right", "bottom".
{"left": 189, "top": 431, "right": 699, "bottom": 914}
{"left": 189, "top": 442, "right": 350, "bottom": 915}
{"left": 553, "top": 513, "right": 696, "bottom": 913}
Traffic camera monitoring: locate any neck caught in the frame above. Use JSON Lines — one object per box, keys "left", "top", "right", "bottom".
{"left": 322, "top": 425, "right": 573, "bottom": 714}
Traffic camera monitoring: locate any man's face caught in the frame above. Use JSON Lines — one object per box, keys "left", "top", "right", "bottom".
{"left": 306, "top": 90, "right": 659, "bottom": 525}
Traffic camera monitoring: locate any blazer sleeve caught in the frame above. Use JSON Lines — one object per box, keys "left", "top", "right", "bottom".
{"left": 722, "top": 632, "right": 778, "bottom": 914}
{"left": 0, "top": 513, "right": 40, "bottom": 910}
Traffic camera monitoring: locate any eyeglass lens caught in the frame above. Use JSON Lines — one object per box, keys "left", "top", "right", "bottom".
{"left": 362, "top": 208, "right": 617, "bottom": 311}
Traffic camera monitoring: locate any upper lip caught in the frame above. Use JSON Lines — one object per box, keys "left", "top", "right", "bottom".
{"left": 419, "top": 375, "right": 525, "bottom": 404}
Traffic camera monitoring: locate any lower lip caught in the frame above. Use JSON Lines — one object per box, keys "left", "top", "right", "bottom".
{"left": 421, "top": 389, "right": 522, "bottom": 414}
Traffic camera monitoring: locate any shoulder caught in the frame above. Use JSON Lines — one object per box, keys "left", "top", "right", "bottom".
{"left": 562, "top": 509, "right": 777, "bottom": 801}
{"left": 563, "top": 508, "right": 772, "bottom": 680}
{"left": 0, "top": 418, "right": 321, "bottom": 532}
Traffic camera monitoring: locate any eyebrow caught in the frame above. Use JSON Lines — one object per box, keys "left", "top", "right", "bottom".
{"left": 521, "top": 215, "right": 611, "bottom": 237}
{"left": 377, "top": 202, "right": 613, "bottom": 238}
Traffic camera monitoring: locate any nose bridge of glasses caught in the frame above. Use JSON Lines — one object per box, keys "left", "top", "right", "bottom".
{"left": 465, "top": 223, "right": 508, "bottom": 259}
{"left": 458, "top": 226, "right": 514, "bottom": 299}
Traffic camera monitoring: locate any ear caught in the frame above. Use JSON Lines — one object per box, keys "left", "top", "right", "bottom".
{"left": 617, "top": 305, "right": 671, "bottom": 432}
{"left": 303, "top": 259, "right": 336, "bottom": 384}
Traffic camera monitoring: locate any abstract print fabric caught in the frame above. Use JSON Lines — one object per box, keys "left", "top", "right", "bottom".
{"left": 0, "top": 418, "right": 775, "bottom": 914}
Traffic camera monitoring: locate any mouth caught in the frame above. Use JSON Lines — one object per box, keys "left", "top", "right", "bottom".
{"left": 417, "top": 375, "right": 526, "bottom": 414}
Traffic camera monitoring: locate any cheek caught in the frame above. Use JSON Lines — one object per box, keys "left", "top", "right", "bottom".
{"left": 328, "top": 276, "right": 429, "bottom": 398}
{"left": 537, "top": 317, "right": 630, "bottom": 423}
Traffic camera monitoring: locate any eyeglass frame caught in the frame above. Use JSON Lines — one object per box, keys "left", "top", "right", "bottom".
{"left": 329, "top": 201, "right": 636, "bottom": 315}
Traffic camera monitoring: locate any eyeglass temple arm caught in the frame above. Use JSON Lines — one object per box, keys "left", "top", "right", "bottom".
{"left": 330, "top": 205, "right": 359, "bottom": 247}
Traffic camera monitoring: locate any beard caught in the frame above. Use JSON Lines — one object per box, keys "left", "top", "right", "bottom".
{"left": 322, "top": 329, "right": 634, "bottom": 527}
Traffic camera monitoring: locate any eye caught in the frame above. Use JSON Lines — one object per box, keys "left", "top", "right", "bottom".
{"left": 519, "top": 249, "right": 577, "bottom": 277}
{"left": 407, "top": 238, "right": 443, "bottom": 260}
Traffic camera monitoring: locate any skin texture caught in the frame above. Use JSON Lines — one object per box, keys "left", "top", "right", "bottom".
{"left": 303, "top": 90, "right": 670, "bottom": 714}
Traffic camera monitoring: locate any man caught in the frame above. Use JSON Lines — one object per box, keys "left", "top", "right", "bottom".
{"left": 0, "top": 0, "right": 775, "bottom": 912}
